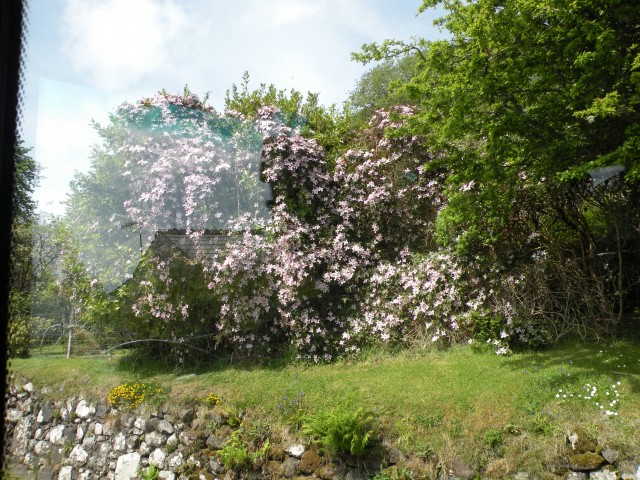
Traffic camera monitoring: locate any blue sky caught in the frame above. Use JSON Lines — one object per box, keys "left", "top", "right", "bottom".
{"left": 21, "top": 0, "right": 445, "bottom": 215}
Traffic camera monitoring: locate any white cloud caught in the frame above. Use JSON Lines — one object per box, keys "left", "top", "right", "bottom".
{"left": 255, "top": 0, "right": 320, "bottom": 28}
{"left": 33, "top": 78, "right": 119, "bottom": 215}
{"left": 61, "top": 0, "right": 188, "bottom": 90}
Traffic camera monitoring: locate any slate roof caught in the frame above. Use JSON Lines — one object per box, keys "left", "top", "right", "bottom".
{"left": 153, "top": 229, "right": 244, "bottom": 260}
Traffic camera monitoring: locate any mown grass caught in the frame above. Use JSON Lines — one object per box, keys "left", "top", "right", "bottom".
{"left": 8, "top": 340, "right": 640, "bottom": 476}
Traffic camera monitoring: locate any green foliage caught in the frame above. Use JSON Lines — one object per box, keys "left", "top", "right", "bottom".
{"left": 527, "top": 412, "right": 555, "bottom": 436}
{"left": 483, "top": 429, "right": 503, "bottom": 448}
{"left": 348, "top": 55, "right": 419, "bottom": 122}
{"left": 302, "top": 406, "right": 375, "bottom": 457}
{"left": 217, "top": 429, "right": 270, "bottom": 471}
{"left": 416, "top": 410, "right": 443, "bottom": 429}
{"left": 138, "top": 465, "right": 159, "bottom": 480}
{"left": 9, "top": 141, "right": 39, "bottom": 358}
{"left": 277, "top": 386, "right": 306, "bottom": 430}
{"left": 374, "top": 466, "right": 414, "bottom": 480}
{"left": 7, "top": 292, "right": 31, "bottom": 358}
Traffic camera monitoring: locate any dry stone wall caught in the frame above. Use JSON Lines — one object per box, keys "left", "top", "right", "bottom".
{"left": 5, "top": 381, "right": 640, "bottom": 480}
{"left": 4, "top": 380, "right": 382, "bottom": 480}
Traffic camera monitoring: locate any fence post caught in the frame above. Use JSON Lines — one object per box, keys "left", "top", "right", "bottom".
{"left": 66, "top": 327, "right": 72, "bottom": 359}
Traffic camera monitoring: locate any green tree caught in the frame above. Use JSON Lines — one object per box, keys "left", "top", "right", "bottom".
{"left": 354, "top": 0, "right": 640, "bottom": 337}
{"left": 8, "top": 141, "right": 39, "bottom": 357}
{"left": 348, "top": 54, "right": 420, "bottom": 122}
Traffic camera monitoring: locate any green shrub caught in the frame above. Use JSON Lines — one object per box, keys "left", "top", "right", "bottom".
{"left": 302, "top": 406, "right": 375, "bottom": 457}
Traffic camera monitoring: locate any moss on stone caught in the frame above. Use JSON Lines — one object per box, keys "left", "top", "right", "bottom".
{"left": 568, "top": 453, "right": 605, "bottom": 472}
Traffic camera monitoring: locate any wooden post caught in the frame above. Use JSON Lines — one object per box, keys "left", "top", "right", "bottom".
{"left": 66, "top": 328, "right": 72, "bottom": 359}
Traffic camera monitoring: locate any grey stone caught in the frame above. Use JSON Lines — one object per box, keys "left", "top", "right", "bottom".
{"left": 139, "top": 441, "right": 152, "bottom": 456}
{"left": 49, "top": 425, "right": 66, "bottom": 445}
{"left": 618, "top": 461, "right": 638, "bottom": 480}
{"left": 157, "top": 419, "right": 175, "bottom": 435}
{"left": 76, "top": 425, "right": 85, "bottom": 442}
{"left": 69, "top": 444, "right": 89, "bottom": 467}
{"left": 76, "top": 400, "right": 96, "bottom": 419}
{"left": 121, "top": 415, "right": 135, "bottom": 428}
{"left": 206, "top": 433, "right": 227, "bottom": 450}
{"left": 33, "top": 440, "right": 52, "bottom": 456}
{"left": 94, "top": 423, "right": 103, "bottom": 435}
{"left": 11, "top": 417, "right": 34, "bottom": 454}
{"left": 146, "top": 431, "right": 166, "bottom": 447}
{"left": 23, "top": 382, "right": 35, "bottom": 393}
{"left": 281, "top": 456, "right": 299, "bottom": 478}
{"left": 166, "top": 434, "right": 178, "bottom": 449}
{"left": 37, "top": 402, "right": 56, "bottom": 423}
{"left": 114, "top": 452, "right": 141, "bottom": 480}
{"left": 589, "top": 469, "right": 617, "bottom": 480}
{"left": 114, "top": 432, "right": 127, "bottom": 452}
{"left": 167, "top": 452, "right": 184, "bottom": 471}
{"left": 149, "top": 448, "right": 167, "bottom": 469}
{"left": 6, "top": 408, "right": 23, "bottom": 423}
{"left": 19, "top": 397, "right": 35, "bottom": 413}
{"left": 134, "top": 418, "right": 147, "bottom": 430}
{"left": 95, "top": 404, "right": 110, "bottom": 418}
{"left": 208, "top": 459, "right": 224, "bottom": 473}
{"left": 58, "top": 466, "right": 74, "bottom": 480}
{"left": 346, "top": 468, "right": 366, "bottom": 480}
{"left": 601, "top": 447, "right": 619, "bottom": 464}
{"left": 63, "top": 426, "right": 77, "bottom": 444}
{"left": 158, "top": 472, "right": 176, "bottom": 480}
{"left": 60, "top": 406, "right": 70, "bottom": 421}
{"left": 180, "top": 409, "right": 195, "bottom": 424}
{"left": 8, "top": 464, "right": 30, "bottom": 480}
{"left": 82, "top": 435, "right": 97, "bottom": 449}
{"left": 24, "top": 452, "right": 38, "bottom": 469}
{"left": 36, "top": 466, "right": 56, "bottom": 480}
{"left": 66, "top": 398, "right": 78, "bottom": 414}
{"left": 566, "top": 473, "right": 588, "bottom": 480}
{"left": 126, "top": 435, "right": 141, "bottom": 450}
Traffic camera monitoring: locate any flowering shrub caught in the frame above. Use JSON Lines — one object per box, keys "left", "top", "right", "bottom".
{"left": 107, "top": 382, "right": 165, "bottom": 410}
{"left": 347, "top": 250, "right": 495, "bottom": 349}
{"left": 70, "top": 90, "right": 527, "bottom": 361}
{"left": 202, "top": 393, "right": 221, "bottom": 407}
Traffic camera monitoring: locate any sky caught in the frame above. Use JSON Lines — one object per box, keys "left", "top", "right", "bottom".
{"left": 20, "top": 0, "right": 445, "bottom": 215}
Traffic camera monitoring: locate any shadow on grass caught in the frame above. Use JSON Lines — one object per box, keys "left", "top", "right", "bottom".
{"left": 114, "top": 346, "right": 297, "bottom": 377}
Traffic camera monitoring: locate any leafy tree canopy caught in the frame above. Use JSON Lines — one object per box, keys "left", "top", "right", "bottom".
{"left": 355, "top": 0, "right": 640, "bottom": 253}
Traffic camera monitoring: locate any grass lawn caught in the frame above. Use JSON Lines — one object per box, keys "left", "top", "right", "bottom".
{"left": 8, "top": 340, "right": 640, "bottom": 476}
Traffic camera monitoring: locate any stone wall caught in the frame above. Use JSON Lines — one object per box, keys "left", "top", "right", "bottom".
{"left": 4, "top": 380, "right": 385, "bottom": 480}
{"left": 5, "top": 380, "right": 640, "bottom": 480}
